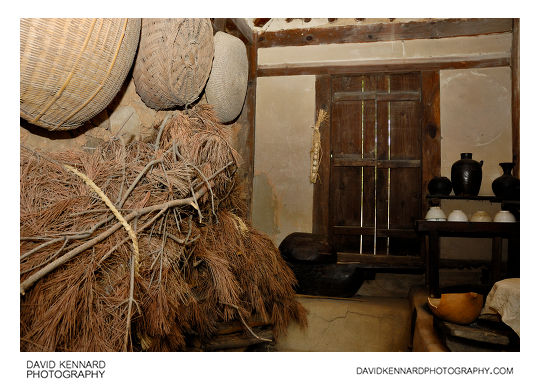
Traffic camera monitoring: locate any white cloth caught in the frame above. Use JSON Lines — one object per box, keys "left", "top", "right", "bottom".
{"left": 481, "top": 278, "right": 520, "bottom": 336}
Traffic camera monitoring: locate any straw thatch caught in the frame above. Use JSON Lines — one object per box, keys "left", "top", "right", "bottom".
{"left": 20, "top": 105, "right": 306, "bottom": 352}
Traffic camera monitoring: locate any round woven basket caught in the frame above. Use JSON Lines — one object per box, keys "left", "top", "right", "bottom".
{"left": 133, "top": 19, "right": 214, "bottom": 110}
{"left": 20, "top": 18, "right": 141, "bottom": 131}
{"left": 205, "top": 32, "right": 248, "bottom": 123}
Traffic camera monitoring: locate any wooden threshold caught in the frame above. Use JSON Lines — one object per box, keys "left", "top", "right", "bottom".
{"left": 337, "top": 253, "right": 424, "bottom": 272}
{"left": 257, "top": 54, "right": 510, "bottom": 77}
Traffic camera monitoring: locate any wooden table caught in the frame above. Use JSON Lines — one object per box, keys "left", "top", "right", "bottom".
{"left": 415, "top": 220, "right": 520, "bottom": 297}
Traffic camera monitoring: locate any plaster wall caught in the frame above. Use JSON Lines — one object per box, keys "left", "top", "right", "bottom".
{"left": 253, "top": 33, "right": 513, "bottom": 262}
{"left": 252, "top": 76, "right": 315, "bottom": 244}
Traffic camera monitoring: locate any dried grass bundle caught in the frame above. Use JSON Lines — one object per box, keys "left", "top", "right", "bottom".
{"left": 20, "top": 106, "right": 306, "bottom": 352}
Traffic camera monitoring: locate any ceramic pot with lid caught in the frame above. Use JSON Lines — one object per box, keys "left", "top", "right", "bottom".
{"left": 451, "top": 153, "right": 483, "bottom": 197}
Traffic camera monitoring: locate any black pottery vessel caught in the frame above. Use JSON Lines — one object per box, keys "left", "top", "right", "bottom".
{"left": 492, "top": 162, "right": 520, "bottom": 201}
{"left": 428, "top": 176, "right": 453, "bottom": 196}
{"left": 451, "top": 153, "right": 483, "bottom": 197}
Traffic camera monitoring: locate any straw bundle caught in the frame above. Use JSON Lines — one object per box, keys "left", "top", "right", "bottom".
{"left": 20, "top": 105, "right": 306, "bottom": 352}
{"left": 20, "top": 18, "right": 141, "bottom": 130}
{"left": 133, "top": 19, "right": 214, "bottom": 110}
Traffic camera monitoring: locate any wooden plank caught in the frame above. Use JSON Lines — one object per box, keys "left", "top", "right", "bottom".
{"left": 202, "top": 328, "right": 274, "bottom": 351}
{"left": 332, "top": 226, "right": 417, "bottom": 238}
{"left": 330, "top": 102, "right": 362, "bottom": 154}
{"left": 230, "top": 18, "right": 254, "bottom": 45}
{"left": 312, "top": 75, "right": 332, "bottom": 237}
{"left": 337, "top": 253, "right": 424, "bottom": 271}
{"left": 212, "top": 18, "right": 226, "bottom": 33}
{"left": 244, "top": 43, "right": 257, "bottom": 219}
{"left": 511, "top": 19, "right": 520, "bottom": 178}
{"left": 333, "top": 90, "right": 421, "bottom": 102}
{"left": 257, "top": 54, "right": 510, "bottom": 77}
{"left": 438, "top": 321, "right": 511, "bottom": 346}
{"left": 421, "top": 71, "right": 442, "bottom": 218}
{"left": 332, "top": 156, "right": 421, "bottom": 168}
{"left": 416, "top": 220, "right": 520, "bottom": 237}
{"left": 256, "top": 18, "right": 513, "bottom": 48}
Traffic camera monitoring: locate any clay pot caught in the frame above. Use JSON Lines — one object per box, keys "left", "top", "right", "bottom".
{"left": 451, "top": 153, "right": 483, "bottom": 197}
{"left": 471, "top": 210, "right": 492, "bottom": 222}
{"left": 428, "top": 176, "right": 453, "bottom": 196}
{"left": 427, "top": 292, "right": 484, "bottom": 324}
{"left": 493, "top": 210, "right": 516, "bottom": 223}
{"left": 492, "top": 162, "right": 520, "bottom": 201}
{"left": 425, "top": 206, "right": 446, "bottom": 221}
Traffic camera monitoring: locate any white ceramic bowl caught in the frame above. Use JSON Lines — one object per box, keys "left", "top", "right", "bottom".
{"left": 447, "top": 209, "right": 468, "bottom": 222}
{"left": 493, "top": 210, "right": 516, "bottom": 223}
{"left": 425, "top": 206, "right": 446, "bottom": 221}
{"left": 471, "top": 210, "right": 492, "bottom": 222}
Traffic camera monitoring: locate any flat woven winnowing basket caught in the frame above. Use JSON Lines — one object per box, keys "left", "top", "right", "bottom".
{"left": 133, "top": 18, "right": 214, "bottom": 110}
{"left": 20, "top": 18, "right": 141, "bottom": 131}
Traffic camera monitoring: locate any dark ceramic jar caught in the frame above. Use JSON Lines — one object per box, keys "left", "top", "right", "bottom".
{"left": 428, "top": 176, "right": 453, "bottom": 196}
{"left": 451, "top": 153, "right": 483, "bottom": 197}
{"left": 492, "top": 162, "right": 519, "bottom": 201}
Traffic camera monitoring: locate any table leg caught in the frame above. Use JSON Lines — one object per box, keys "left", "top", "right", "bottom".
{"left": 427, "top": 231, "right": 440, "bottom": 297}
{"left": 491, "top": 237, "right": 503, "bottom": 283}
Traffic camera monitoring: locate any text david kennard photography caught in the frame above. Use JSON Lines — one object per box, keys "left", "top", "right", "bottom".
{"left": 26, "top": 360, "right": 106, "bottom": 379}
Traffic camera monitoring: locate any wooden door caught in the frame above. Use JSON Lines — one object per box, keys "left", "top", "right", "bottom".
{"left": 329, "top": 73, "right": 422, "bottom": 256}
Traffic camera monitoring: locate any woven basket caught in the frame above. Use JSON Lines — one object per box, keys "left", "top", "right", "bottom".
{"left": 205, "top": 32, "right": 248, "bottom": 123}
{"left": 20, "top": 18, "right": 141, "bottom": 131}
{"left": 133, "top": 18, "right": 214, "bottom": 110}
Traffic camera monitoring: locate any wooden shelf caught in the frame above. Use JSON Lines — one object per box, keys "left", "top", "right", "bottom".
{"left": 426, "top": 194, "right": 519, "bottom": 205}
{"left": 416, "top": 220, "right": 519, "bottom": 237}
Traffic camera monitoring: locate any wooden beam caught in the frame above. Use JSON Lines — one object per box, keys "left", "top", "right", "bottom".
{"left": 257, "top": 18, "right": 513, "bottom": 48}
{"left": 332, "top": 156, "right": 421, "bottom": 168}
{"left": 257, "top": 54, "right": 510, "bottom": 77}
{"left": 253, "top": 18, "right": 271, "bottom": 28}
{"left": 421, "top": 71, "right": 441, "bottom": 218}
{"left": 244, "top": 42, "right": 257, "bottom": 219}
{"left": 332, "top": 226, "right": 417, "bottom": 238}
{"left": 212, "top": 18, "right": 226, "bottom": 33}
{"left": 312, "top": 75, "right": 332, "bottom": 238}
{"left": 511, "top": 18, "right": 519, "bottom": 178}
{"left": 337, "top": 253, "right": 424, "bottom": 272}
{"left": 230, "top": 18, "right": 254, "bottom": 45}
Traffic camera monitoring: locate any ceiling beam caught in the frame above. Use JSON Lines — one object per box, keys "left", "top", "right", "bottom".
{"left": 256, "top": 18, "right": 513, "bottom": 48}
{"left": 257, "top": 54, "right": 511, "bottom": 77}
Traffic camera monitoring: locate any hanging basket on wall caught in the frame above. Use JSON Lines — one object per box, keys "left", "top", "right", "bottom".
{"left": 20, "top": 18, "right": 141, "bottom": 130}
{"left": 133, "top": 18, "right": 214, "bottom": 110}
{"left": 205, "top": 32, "right": 248, "bottom": 123}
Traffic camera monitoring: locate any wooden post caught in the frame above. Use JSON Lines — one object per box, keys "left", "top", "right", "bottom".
{"left": 511, "top": 19, "right": 520, "bottom": 178}
{"left": 421, "top": 71, "right": 441, "bottom": 217}
{"left": 312, "top": 75, "right": 332, "bottom": 238}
